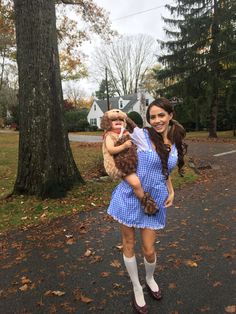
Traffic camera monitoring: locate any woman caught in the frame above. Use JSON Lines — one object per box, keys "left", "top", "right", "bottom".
{"left": 107, "top": 98, "right": 187, "bottom": 313}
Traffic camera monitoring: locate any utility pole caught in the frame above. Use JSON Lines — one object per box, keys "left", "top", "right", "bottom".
{"left": 139, "top": 83, "right": 146, "bottom": 126}
{"left": 105, "top": 67, "right": 110, "bottom": 110}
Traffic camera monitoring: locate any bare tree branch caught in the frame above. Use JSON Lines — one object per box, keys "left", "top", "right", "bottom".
{"left": 92, "top": 34, "right": 158, "bottom": 95}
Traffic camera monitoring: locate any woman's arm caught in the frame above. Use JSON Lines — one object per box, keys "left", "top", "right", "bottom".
{"left": 165, "top": 175, "right": 175, "bottom": 207}
{"left": 105, "top": 135, "right": 132, "bottom": 155}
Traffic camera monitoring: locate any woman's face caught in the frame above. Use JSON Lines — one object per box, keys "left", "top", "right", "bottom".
{"left": 149, "top": 105, "right": 173, "bottom": 135}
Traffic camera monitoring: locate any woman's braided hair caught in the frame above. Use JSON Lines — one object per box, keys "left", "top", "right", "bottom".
{"left": 145, "top": 98, "right": 187, "bottom": 179}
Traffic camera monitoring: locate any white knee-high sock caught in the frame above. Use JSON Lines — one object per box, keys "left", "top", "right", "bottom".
{"left": 123, "top": 254, "right": 146, "bottom": 307}
{"left": 144, "top": 255, "right": 159, "bottom": 292}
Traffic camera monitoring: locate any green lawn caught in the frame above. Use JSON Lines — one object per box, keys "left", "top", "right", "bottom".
{"left": 0, "top": 132, "right": 197, "bottom": 232}
{"left": 186, "top": 130, "right": 236, "bottom": 139}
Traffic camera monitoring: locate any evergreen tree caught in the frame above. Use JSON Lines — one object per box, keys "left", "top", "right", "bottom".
{"left": 95, "top": 79, "right": 116, "bottom": 99}
{"left": 157, "top": 0, "right": 236, "bottom": 137}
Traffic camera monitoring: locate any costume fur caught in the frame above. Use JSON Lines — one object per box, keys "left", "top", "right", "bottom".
{"left": 101, "top": 109, "right": 158, "bottom": 216}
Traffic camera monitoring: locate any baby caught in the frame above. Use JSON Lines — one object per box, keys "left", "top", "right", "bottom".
{"left": 101, "top": 109, "right": 157, "bottom": 215}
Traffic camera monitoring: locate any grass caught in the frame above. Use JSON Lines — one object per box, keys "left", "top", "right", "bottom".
{"left": 186, "top": 130, "right": 236, "bottom": 139}
{"left": 71, "top": 130, "right": 103, "bottom": 136}
{"left": 0, "top": 132, "right": 197, "bottom": 233}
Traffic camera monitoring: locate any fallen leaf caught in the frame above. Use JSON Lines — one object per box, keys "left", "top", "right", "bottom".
{"left": 21, "top": 276, "right": 31, "bottom": 285}
{"left": 225, "top": 305, "right": 236, "bottom": 313}
{"left": 213, "top": 281, "right": 222, "bottom": 287}
{"left": 100, "top": 272, "right": 111, "bottom": 278}
{"left": 184, "top": 260, "right": 198, "bottom": 267}
{"left": 73, "top": 288, "right": 93, "bottom": 303}
{"left": 223, "top": 252, "right": 233, "bottom": 259}
{"left": 44, "top": 290, "right": 52, "bottom": 296}
{"left": 169, "top": 282, "right": 177, "bottom": 289}
{"left": 66, "top": 238, "right": 74, "bottom": 245}
{"left": 84, "top": 249, "right": 92, "bottom": 257}
{"left": 90, "top": 255, "right": 103, "bottom": 263}
{"left": 200, "top": 306, "right": 211, "bottom": 312}
{"left": 19, "top": 284, "right": 28, "bottom": 291}
{"left": 115, "top": 244, "right": 123, "bottom": 250}
{"left": 44, "top": 290, "right": 65, "bottom": 297}
{"left": 80, "top": 295, "right": 93, "bottom": 303}
{"left": 59, "top": 271, "right": 66, "bottom": 279}
{"left": 110, "top": 260, "right": 121, "bottom": 268}
{"left": 117, "top": 270, "right": 125, "bottom": 276}
{"left": 51, "top": 290, "right": 65, "bottom": 296}
{"left": 65, "top": 234, "right": 73, "bottom": 238}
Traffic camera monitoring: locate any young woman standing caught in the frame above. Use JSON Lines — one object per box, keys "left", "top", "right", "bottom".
{"left": 107, "top": 98, "right": 187, "bottom": 313}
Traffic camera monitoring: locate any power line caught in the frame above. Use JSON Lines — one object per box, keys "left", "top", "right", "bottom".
{"left": 112, "top": 5, "right": 166, "bottom": 21}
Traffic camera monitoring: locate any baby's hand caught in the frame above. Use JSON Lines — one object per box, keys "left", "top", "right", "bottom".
{"left": 124, "top": 140, "right": 132, "bottom": 149}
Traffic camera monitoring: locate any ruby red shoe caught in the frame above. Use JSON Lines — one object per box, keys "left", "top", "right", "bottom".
{"left": 146, "top": 284, "right": 162, "bottom": 300}
{"left": 133, "top": 295, "right": 149, "bottom": 314}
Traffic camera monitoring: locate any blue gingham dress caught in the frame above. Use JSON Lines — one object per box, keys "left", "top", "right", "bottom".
{"left": 107, "top": 128, "right": 178, "bottom": 230}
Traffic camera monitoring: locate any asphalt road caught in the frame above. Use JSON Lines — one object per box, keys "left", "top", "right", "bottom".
{"left": 0, "top": 140, "right": 235, "bottom": 314}
{"left": 68, "top": 134, "right": 102, "bottom": 143}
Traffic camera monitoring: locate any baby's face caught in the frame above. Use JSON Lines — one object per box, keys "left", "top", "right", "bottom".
{"left": 111, "top": 117, "right": 125, "bottom": 130}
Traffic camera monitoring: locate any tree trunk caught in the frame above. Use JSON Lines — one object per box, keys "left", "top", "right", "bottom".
{"left": 0, "top": 46, "right": 6, "bottom": 90}
{"left": 13, "top": 0, "right": 83, "bottom": 198}
{"left": 208, "top": 92, "right": 218, "bottom": 137}
{"left": 208, "top": 0, "right": 219, "bottom": 138}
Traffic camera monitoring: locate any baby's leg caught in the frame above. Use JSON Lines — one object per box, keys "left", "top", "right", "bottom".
{"left": 125, "top": 173, "right": 144, "bottom": 200}
{"left": 125, "top": 173, "right": 158, "bottom": 215}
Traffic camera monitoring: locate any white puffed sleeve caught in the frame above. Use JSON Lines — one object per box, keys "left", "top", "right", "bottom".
{"left": 130, "top": 127, "right": 150, "bottom": 152}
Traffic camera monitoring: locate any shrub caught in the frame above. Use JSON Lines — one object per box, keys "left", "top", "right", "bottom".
{"left": 87, "top": 125, "right": 98, "bottom": 131}
{"left": 127, "top": 111, "right": 143, "bottom": 127}
{"left": 65, "top": 109, "right": 89, "bottom": 132}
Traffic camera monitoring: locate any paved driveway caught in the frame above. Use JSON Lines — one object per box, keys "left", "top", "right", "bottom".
{"left": 0, "top": 140, "right": 235, "bottom": 314}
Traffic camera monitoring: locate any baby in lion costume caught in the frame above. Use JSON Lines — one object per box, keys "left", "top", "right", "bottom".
{"left": 101, "top": 109, "right": 158, "bottom": 215}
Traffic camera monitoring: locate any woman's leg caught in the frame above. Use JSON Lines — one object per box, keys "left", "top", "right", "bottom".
{"left": 121, "top": 224, "right": 146, "bottom": 307}
{"left": 140, "top": 228, "right": 160, "bottom": 292}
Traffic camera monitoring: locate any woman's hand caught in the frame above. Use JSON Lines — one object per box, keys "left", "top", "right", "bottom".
{"left": 165, "top": 191, "right": 174, "bottom": 207}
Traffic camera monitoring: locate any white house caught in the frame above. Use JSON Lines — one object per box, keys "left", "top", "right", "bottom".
{"left": 87, "top": 92, "right": 154, "bottom": 129}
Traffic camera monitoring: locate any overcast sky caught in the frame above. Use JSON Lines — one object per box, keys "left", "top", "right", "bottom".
{"left": 68, "top": 0, "right": 174, "bottom": 97}
{"left": 95, "top": 0, "right": 173, "bottom": 40}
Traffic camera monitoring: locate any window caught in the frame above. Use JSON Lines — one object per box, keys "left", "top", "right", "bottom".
{"left": 119, "top": 101, "right": 123, "bottom": 109}
{"left": 94, "top": 104, "right": 96, "bottom": 111}
{"left": 145, "top": 99, "right": 149, "bottom": 106}
{"left": 90, "top": 118, "right": 97, "bottom": 126}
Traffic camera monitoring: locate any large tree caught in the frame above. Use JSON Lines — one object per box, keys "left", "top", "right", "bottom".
{"left": 156, "top": 0, "right": 236, "bottom": 137}
{"left": 13, "top": 0, "right": 113, "bottom": 198}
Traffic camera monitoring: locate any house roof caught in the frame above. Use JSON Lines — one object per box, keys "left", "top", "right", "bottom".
{"left": 95, "top": 94, "right": 138, "bottom": 113}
